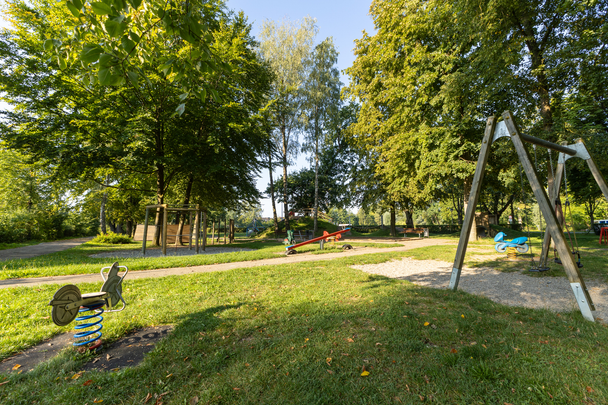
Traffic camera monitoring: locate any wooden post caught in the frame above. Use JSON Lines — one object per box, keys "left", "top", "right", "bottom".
{"left": 202, "top": 211, "right": 207, "bottom": 251}
{"left": 503, "top": 111, "right": 594, "bottom": 321}
{"left": 229, "top": 219, "right": 235, "bottom": 243}
{"left": 162, "top": 205, "right": 168, "bottom": 256}
{"left": 188, "top": 212, "right": 193, "bottom": 250}
{"left": 142, "top": 207, "right": 149, "bottom": 255}
{"left": 194, "top": 208, "right": 200, "bottom": 254}
{"left": 224, "top": 216, "right": 227, "bottom": 245}
{"left": 212, "top": 220, "right": 215, "bottom": 245}
{"left": 539, "top": 162, "right": 564, "bottom": 266}
{"left": 582, "top": 142, "right": 608, "bottom": 202}
{"left": 449, "top": 116, "right": 497, "bottom": 290}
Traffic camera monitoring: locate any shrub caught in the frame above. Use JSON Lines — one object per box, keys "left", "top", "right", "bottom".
{"left": 91, "top": 232, "right": 132, "bottom": 244}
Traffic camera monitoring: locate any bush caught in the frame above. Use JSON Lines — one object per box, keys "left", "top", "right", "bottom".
{"left": 91, "top": 232, "right": 132, "bottom": 244}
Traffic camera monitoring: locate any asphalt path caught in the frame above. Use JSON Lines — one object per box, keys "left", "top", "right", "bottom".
{"left": 0, "top": 237, "right": 94, "bottom": 261}
{"left": 0, "top": 238, "right": 451, "bottom": 289}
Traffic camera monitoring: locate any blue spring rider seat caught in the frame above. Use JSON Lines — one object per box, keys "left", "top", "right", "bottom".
{"left": 494, "top": 231, "right": 529, "bottom": 254}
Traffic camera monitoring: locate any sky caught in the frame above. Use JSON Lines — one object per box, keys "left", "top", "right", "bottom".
{"left": 226, "top": 0, "right": 376, "bottom": 217}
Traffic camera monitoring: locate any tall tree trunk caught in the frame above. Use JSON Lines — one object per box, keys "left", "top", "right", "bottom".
{"left": 313, "top": 124, "right": 319, "bottom": 235}
{"left": 99, "top": 174, "right": 110, "bottom": 234}
{"left": 390, "top": 203, "right": 396, "bottom": 237}
{"left": 176, "top": 175, "right": 194, "bottom": 246}
{"left": 282, "top": 123, "right": 290, "bottom": 231}
{"left": 153, "top": 118, "right": 165, "bottom": 246}
{"left": 405, "top": 209, "right": 414, "bottom": 228}
{"left": 268, "top": 151, "right": 279, "bottom": 236}
{"left": 153, "top": 164, "right": 165, "bottom": 247}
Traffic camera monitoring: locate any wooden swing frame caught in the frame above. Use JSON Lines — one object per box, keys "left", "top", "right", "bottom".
{"left": 449, "top": 111, "right": 608, "bottom": 322}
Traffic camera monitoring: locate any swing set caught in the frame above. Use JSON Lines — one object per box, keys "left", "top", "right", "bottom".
{"left": 450, "top": 111, "right": 608, "bottom": 322}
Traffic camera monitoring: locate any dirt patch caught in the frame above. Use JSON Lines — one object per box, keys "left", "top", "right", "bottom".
{"left": 81, "top": 325, "right": 173, "bottom": 372}
{"left": 0, "top": 325, "right": 173, "bottom": 375}
{"left": 0, "top": 333, "right": 73, "bottom": 374}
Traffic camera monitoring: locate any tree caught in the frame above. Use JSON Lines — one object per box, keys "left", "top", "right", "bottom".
{"left": 345, "top": 0, "right": 607, "bottom": 239}
{"left": 1, "top": 1, "right": 272, "bottom": 244}
{"left": 302, "top": 37, "right": 341, "bottom": 234}
{"left": 258, "top": 16, "right": 318, "bottom": 231}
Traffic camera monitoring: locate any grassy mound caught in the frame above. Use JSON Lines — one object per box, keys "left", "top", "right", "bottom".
{"left": 257, "top": 217, "right": 338, "bottom": 238}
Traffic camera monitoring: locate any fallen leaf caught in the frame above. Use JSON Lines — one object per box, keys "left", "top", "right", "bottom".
{"left": 166, "top": 374, "right": 173, "bottom": 378}
{"left": 111, "top": 368, "right": 120, "bottom": 372}
{"left": 143, "top": 393, "right": 153, "bottom": 403}
{"left": 106, "top": 354, "right": 111, "bottom": 361}
{"left": 83, "top": 379, "right": 93, "bottom": 386}
{"left": 431, "top": 324, "right": 437, "bottom": 329}
{"left": 11, "top": 364, "right": 21, "bottom": 371}
{"left": 347, "top": 338, "right": 354, "bottom": 343}
{"left": 375, "top": 343, "right": 382, "bottom": 346}
{"left": 424, "top": 322, "right": 430, "bottom": 326}
{"left": 461, "top": 314, "right": 465, "bottom": 318}
{"left": 233, "top": 387, "right": 240, "bottom": 391}
{"left": 0, "top": 381, "right": 9, "bottom": 386}
{"left": 93, "top": 399, "right": 103, "bottom": 403}
{"left": 326, "top": 357, "right": 332, "bottom": 365}
{"left": 189, "top": 397, "right": 199, "bottom": 405}
{"left": 450, "top": 348, "right": 458, "bottom": 354}
{"left": 71, "top": 373, "right": 82, "bottom": 380}
{"left": 470, "top": 342, "right": 477, "bottom": 345}
{"left": 361, "top": 371, "right": 370, "bottom": 376}
{"left": 92, "top": 358, "right": 100, "bottom": 363}
{"left": 327, "top": 370, "right": 334, "bottom": 374}
{"left": 586, "top": 386, "right": 594, "bottom": 393}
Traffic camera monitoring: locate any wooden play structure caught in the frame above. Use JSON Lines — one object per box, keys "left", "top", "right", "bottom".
{"left": 141, "top": 204, "right": 204, "bottom": 256}
{"left": 450, "top": 111, "right": 608, "bottom": 322}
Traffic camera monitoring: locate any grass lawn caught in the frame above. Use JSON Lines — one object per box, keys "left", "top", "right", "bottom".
{"left": 405, "top": 231, "right": 608, "bottom": 282}
{"left": 0, "top": 240, "right": 403, "bottom": 280}
{"left": 1, "top": 252, "right": 607, "bottom": 404}
{"left": 0, "top": 241, "right": 42, "bottom": 251}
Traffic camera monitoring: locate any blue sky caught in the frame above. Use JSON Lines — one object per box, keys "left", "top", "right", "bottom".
{"left": 226, "top": 0, "right": 376, "bottom": 216}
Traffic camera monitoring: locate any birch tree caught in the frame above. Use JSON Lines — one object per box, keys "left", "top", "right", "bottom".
{"left": 258, "top": 17, "right": 317, "bottom": 231}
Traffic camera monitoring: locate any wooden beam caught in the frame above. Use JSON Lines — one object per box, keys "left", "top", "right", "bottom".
{"left": 142, "top": 207, "right": 149, "bottom": 255}
{"left": 162, "top": 207, "right": 168, "bottom": 256}
{"left": 519, "top": 134, "right": 577, "bottom": 156}
{"left": 539, "top": 162, "right": 564, "bottom": 266}
{"left": 195, "top": 210, "right": 201, "bottom": 254}
{"left": 202, "top": 212, "right": 207, "bottom": 252}
{"left": 503, "top": 111, "right": 594, "bottom": 321}
{"left": 581, "top": 140, "right": 608, "bottom": 203}
{"left": 449, "top": 116, "right": 497, "bottom": 290}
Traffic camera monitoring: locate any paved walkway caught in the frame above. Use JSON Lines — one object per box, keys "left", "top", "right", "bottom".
{"left": 0, "top": 238, "right": 451, "bottom": 289}
{"left": 0, "top": 237, "right": 94, "bottom": 261}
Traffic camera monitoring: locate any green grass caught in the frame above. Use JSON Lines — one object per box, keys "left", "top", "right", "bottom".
{"left": 0, "top": 240, "right": 402, "bottom": 280}
{"left": 404, "top": 232, "right": 608, "bottom": 281}
{"left": 1, "top": 252, "right": 607, "bottom": 404}
{"left": 0, "top": 241, "right": 42, "bottom": 250}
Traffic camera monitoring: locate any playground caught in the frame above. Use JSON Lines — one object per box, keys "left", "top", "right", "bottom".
{"left": 1, "top": 0, "right": 608, "bottom": 399}
{"left": 2, "top": 221, "right": 608, "bottom": 403}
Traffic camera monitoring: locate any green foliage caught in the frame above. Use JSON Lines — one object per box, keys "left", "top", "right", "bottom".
{"left": 344, "top": 0, "right": 608, "bottom": 216}
{"left": 90, "top": 232, "right": 132, "bottom": 244}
